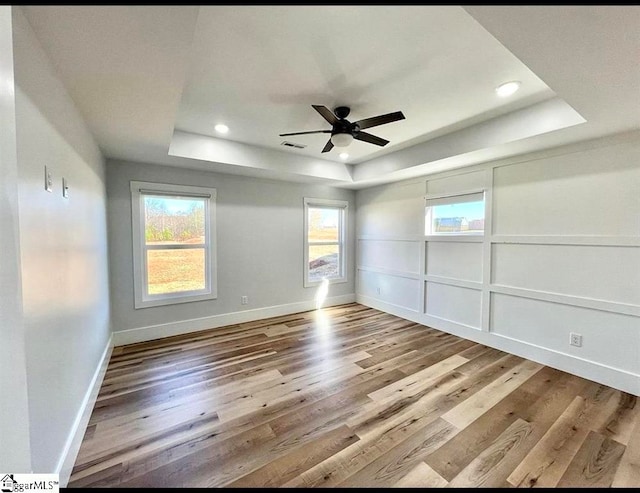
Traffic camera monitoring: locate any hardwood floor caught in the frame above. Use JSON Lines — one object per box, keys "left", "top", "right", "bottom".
{"left": 68, "top": 303, "right": 639, "bottom": 488}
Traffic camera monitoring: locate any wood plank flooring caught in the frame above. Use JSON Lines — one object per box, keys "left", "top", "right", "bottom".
{"left": 68, "top": 303, "right": 639, "bottom": 488}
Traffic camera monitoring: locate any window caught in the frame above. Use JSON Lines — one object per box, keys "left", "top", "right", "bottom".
{"left": 130, "top": 181, "right": 217, "bottom": 308}
{"left": 425, "top": 190, "right": 485, "bottom": 235}
{"left": 303, "top": 198, "right": 348, "bottom": 287}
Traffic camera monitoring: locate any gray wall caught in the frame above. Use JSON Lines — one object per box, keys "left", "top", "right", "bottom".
{"left": 107, "top": 160, "right": 356, "bottom": 338}
{"left": 356, "top": 134, "right": 640, "bottom": 395}
{"left": 12, "top": 7, "right": 111, "bottom": 473}
{"left": 0, "top": 6, "right": 31, "bottom": 473}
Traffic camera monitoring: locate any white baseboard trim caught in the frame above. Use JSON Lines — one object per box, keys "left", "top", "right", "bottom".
{"left": 357, "top": 294, "right": 640, "bottom": 396}
{"left": 113, "top": 294, "right": 357, "bottom": 346}
{"left": 56, "top": 334, "right": 114, "bottom": 487}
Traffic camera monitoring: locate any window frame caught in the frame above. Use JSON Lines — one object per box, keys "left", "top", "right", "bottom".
{"left": 424, "top": 189, "right": 486, "bottom": 237}
{"left": 130, "top": 181, "right": 217, "bottom": 309}
{"left": 303, "top": 197, "right": 348, "bottom": 288}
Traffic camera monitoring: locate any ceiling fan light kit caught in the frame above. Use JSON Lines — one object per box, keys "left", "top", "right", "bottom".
{"left": 280, "top": 105, "right": 405, "bottom": 153}
{"left": 330, "top": 133, "right": 354, "bottom": 147}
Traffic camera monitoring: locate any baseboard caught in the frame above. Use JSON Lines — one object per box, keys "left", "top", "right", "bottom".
{"left": 56, "top": 334, "right": 113, "bottom": 487}
{"left": 357, "top": 294, "right": 639, "bottom": 396}
{"left": 113, "top": 294, "right": 357, "bottom": 346}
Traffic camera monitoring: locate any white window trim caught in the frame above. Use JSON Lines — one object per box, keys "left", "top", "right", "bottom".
{"left": 130, "top": 181, "right": 217, "bottom": 309}
{"left": 303, "top": 197, "right": 348, "bottom": 288}
{"left": 424, "top": 189, "right": 486, "bottom": 237}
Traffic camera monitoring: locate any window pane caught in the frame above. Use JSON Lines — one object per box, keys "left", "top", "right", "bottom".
{"left": 308, "top": 207, "right": 339, "bottom": 242}
{"left": 427, "top": 198, "right": 485, "bottom": 234}
{"left": 308, "top": 244, "right": 340, "bottom": 282}
{"left": 144, "top": 195, "right": 205, "bottom": 245}
{"left": 147, "top": 248, "right": 205, "bottom": 295}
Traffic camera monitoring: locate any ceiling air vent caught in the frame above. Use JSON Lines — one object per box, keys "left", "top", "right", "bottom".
{"left": 280, "top": 141, "right": 307, "bottom": 149}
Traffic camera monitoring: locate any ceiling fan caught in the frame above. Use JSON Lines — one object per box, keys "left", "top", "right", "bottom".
{"left": 280, "top": 105, "right": 405, "bottom": 153}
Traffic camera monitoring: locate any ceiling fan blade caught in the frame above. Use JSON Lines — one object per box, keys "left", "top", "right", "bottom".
{"left": 312, "top": 105, "right": 339, "bottom": 126}
{"left": 354, "top": 111, "right": 405, "bottom": 130}
{"left": 279, "top": 130, "right": 331, "bottom": 136}
{"left": 354, "top": 131, "right": 389, "bottom": 147}
{"left": 321, "top": 139, "right": 334, "bottom": 153}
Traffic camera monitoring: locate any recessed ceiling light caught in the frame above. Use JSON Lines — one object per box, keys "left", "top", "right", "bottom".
{"left": 495, "top": 81, "right": 521, "bottom": 98}
{"left": 339, "top": 152, "right": 349, "bottom": 160}
{"left": 214, "top": 124, "right": 229, "bottom": 134}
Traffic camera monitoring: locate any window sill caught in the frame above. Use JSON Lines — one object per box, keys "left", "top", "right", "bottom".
{"left": 304, "top": 277, "right": 348, "bottom": 289}
{"left": 134, "top": 291, "right": 218, "bottom": 309}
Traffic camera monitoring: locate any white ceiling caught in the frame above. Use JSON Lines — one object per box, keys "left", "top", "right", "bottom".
{"left": 20, "top": 5, "right": 640, "bottom": 189}
{"left": 176, "top": 6, "right": 554, "bottom": 162}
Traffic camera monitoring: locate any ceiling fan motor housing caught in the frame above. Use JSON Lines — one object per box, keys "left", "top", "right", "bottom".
{"left": 334, "top": 106, "right": 351, "bottom": 119}
{"left": 332, "top": 120, "right": 355, "bottom": 136}
{"left": 332, "top": 107, "right": 355, "bottom": 136}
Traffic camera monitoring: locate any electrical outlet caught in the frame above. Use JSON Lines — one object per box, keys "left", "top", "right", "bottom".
{"left": 376, "top": 287, "right": 381, "bottom": 295}
{"left": 241, "top": 296, "right": 248, "bottom": 305}
{"left": 569, "top": 332, "right": 582, "bottom": 347}
{"left": 62, "top": 177, "right": 69, "bottom": 198}
{"left": 44, "top": 166, "right": 53, "bottom": 192}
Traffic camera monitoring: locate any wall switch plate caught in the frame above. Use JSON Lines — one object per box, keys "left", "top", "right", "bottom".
{"left": 45, "top": 166, "right": 53, "bottom": 192}
{"left": 569, "top": 332, "right": 582, "bottom": 347}
{"left": 241, "top": 296, "right": 248, "bottom": 305}
{"left": 62, "top": 177, "right": 69, "bottom": 198}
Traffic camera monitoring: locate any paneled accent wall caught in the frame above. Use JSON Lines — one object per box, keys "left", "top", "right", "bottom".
{"left": 356, "top": 180, "right": 425, "bottom": 313}
{"left": 424, "top": 169, "right": 489, "bottom": 330}
{"left": 356, "top": 134, "right": 640, "bottom": 395}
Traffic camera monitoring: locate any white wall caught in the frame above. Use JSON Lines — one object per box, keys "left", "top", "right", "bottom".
{"left": 107, "top": 160, "right": 356, "bottom": 344}
{"left": 356, "top": 133, "right": 640, "bottom": 395}
{"left": 12, "top": 7, "right": 111, "bottom": 474}
{"left": 0, "top": 6, "right": 31, "bottom": 473}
